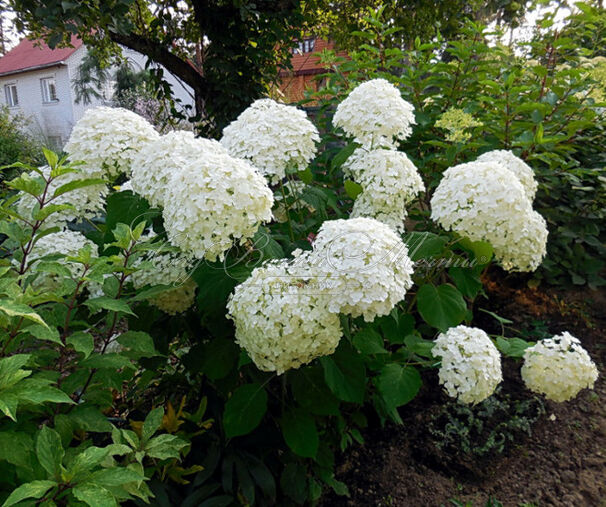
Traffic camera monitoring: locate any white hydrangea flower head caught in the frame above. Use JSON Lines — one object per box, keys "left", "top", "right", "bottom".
{"left": 344, "top": 149, "right": 425, "bottom": 233}
{"left": 433, "top": 325, "right": 503, "bottom": 404}
{"left": 476, "top": 150, "right": 538, "bottom": 201}
{"left": 430, "top": 161, "right": 547, "bottom": 272}
{"left": 162, "top": 148, "right": 274, "bottom": 261}
{"left": 17, "top": 165, "right": 107, "bottom": 227}
{"left": 130, "top": 130, "right": 227, "bottom": 207}
{"left": 221, "top": 98, "right": 320, "bottom": 184}
{"left": 64, "top": 106, "right": 159, "bottom": 179}
{"left": 332, "top": 79, "right": 416, "bottom": 149}
{"left": 521, "top": 332, "right": 599, "bottom": 402}
{"left": 150, "top": 279, "right": 197, "bottom": 315}
{"left": 29, "top": 230, "right": 97, "bottom": 287}
{"left": 310, "top": 217, "right": 414, "bottom": 322}
{"left": 226, "top": 257, "right": 342, "bottom": 374}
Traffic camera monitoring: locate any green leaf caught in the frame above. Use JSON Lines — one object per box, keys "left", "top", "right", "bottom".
{"left": 195, "top": 338, "right": 239, "bottom": 380}
{"left": 375, "top": 364, "right": 421, "bottom": 411}
{"left": 53, "top": 178, "right": 105, "bottom": 198}
{"left": 496, "top": 337, "right": 532, "bottom": 358}
{"left": 116, "top": 331, "right": 157, "bottom": 358}
{"left": 320, "top": 343, "right": 366, "bottom": 403}
{"left": 142, "top": 407, "right": 164, "bottom": 443}
{"left": 103, "top": 191, "right": 152, "bottom": 244}
{"left": 223, "top": 383, "right": 268, "bottom": 438}
{"left": 36, "top": 426, "right": 64, "bottom": 479}
{"left": 69, "top": 446, "right": 110, "bottom": 476}
{"left": 0, "top": 300, "right": 49, "bottom": 328}
{"left": 32, "top": 203, "right": 74, "bottom": 221}
{"left": 72, "top": 483, "right": 117, "bottom": 507}
{"left": 448, "top": 267, "right": 482, "bottom": 299}
{"left": 344, "top": 179, "right": 363, "bottom": 199}
{"left": 144, "top": 433, "right": 188, "bottom": 460}
{"left": 66, "top": 331, "right": 94, "bottom": 358}
{"left": 458, "top": 238, "right": 493, "bottom": 264}
{"left": 84, "top": 297, "right": 136, "bottom": 316}
{"left": 352, "top": 328, "right": 388, "bottom": 355}
{"left": 0, "top": 431, "right": 34, "bottom": 468}
{"left": 2, "top": 480, "right": 56, "bottom": 507}
{"left": 280, "top": 463, "right": 308, "bottom": 504}
{"left": 416, "top": 284, "right": 467, "bottom": 332}
{"left": 404, "top": 232, "right": 448, "bottom": 261}
{"left": 290, "top": 365, "right": 340, "bottom": 416}
{"left": 281, "top": 408, "right": 319, "bottom": 458}
{"left": 25, "top": 324, "right": 62, "bottom": 344}
{"left": 88, "top": 467, "right": 146, "bottom": 487}
{"left": 331, "top": 142, "right": 357, "bottom": 172}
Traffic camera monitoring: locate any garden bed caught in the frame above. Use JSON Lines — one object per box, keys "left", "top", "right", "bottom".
{"left": 324, "top": 279, "right": 606, "bottom": 506}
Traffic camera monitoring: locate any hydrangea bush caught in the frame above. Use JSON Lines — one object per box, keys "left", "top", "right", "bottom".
{"left": 0, "top": 27, "right": 601, "bottom": 504}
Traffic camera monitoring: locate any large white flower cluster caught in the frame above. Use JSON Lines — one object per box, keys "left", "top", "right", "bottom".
{"left": 430, "top": 161, "right": 547, "bottom": 271}
{"left": 17, "top": 166, "right": 106, "bottom": 227}
{"left": 221, "top": 99, "right": 320, "bottom": 184}
{"left": 344, "top": 149, "right": 425, "bottom": 232}
{"left": 130, "top": 130, "right": 227, "bottom": 208}
{"left": 29, "top": 230, "right": 97, "bottom": 285}
{"left": 521, "top": 332, "right": 599, "bottom": 402}
{"left": 226, "top": 258, "right": 342, "bottom": 374}
{"left": 333, "top": 79, "right": 416, "bottom": 149}
{"left": 476, "top": 150, "right": 538, "bottom": 201}
{"left": 311, "top": 217, "right": 414, "bottom": 321}
{"left": 162, "top": 146, "right": 274, "bottom": 261}
{"left": 433, "top": 325, "right": 503, "bottom": 404}
{"left": 64, "top": 106, "right": 159, "bottom": 179}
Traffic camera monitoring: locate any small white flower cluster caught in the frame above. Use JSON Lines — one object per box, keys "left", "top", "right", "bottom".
{"left": 162, "top": 145, "right": 274, "bottom": 261}
{"left": 344, "top": 149, "right": 425, "bottom": 233}
{"left": 433, "top": 325, "right": 503, "bottom": 404}
{"left": 521, "top": 332, "right": 599, "bottom": 402}
{"left": 17, "top": 165, "right": 107, "bottom": 227}
{"left": 227, "top": 217, "right": 415, "bottom": 373}
{"left": 333, "top": 79, "right": 416, "bottom": 149}
{"left": 29, "top": 229, "right": 97, "bottom": 286}
{"left": 430, "top": 159, "right": 547, "bottom": 272}
{"left": 221, "top": 98, "right": 320, "bottom": 184}
{"left": 130, "top": 130, "right": 227, "bottom": 208}
{"left": 311, "top": 218, "right": 415, "bottom": 321}
{"left": 64, "top": 106, "right": 159, "bottom": 179}
{"left": 227, "top": 257, "right": 342, "bottom": 374}
{"left": 476, "top": 150, "right": 538, "bottom": 201}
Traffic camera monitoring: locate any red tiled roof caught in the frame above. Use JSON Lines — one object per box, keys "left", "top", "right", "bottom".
{"left": 0, "top": 35, "right": 83, "bottom": 76}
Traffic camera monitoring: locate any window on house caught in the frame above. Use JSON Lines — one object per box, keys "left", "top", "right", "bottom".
{"left": 293, "top": 38, "right": 316, "bottom": 54}
{"left": 4, "top": 84, "right": 18, "bottom": 107}
{"left": 40, "top": 77, "right": 58, "bottom": 103}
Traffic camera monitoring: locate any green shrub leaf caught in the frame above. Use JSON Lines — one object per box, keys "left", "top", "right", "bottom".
{"left": 223, "top": 383, "right": 268, "bottom": 438}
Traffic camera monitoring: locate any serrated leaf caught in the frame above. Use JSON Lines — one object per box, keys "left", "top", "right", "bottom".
{"left": 141, "top": 407, "right": 164, "bottom": 443}
{"left": 352, "top": 328, "right": 388, "bottom": 355}
{"left": 53, "top": 178, "right": 105, "bottom": 198}
{"left": 66, "top": 331, "right": 94, "bottom": 358}
{"left": 0, "top": 300, "right": 49, "bottom": 328}
{"left": 281, "top": 408, "right": 319, "bottom": 458}
{"left": 72, "top": 483, "right": 117, "bottom": 507}
{"left": 416, "top": 283, "right": 467, "bottom": 332}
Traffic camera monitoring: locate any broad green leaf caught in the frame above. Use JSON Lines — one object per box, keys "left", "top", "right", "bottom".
{"left": 281, "top": 409, "right": 319, "bottom": 458}
{"left": 36, "top": 426, "right": 64, "bottom": 479}
{"left": 193, "top": 338, "right": 238, "bottom": 380}
{"left": 66, "top": 332, "right": 94, "bottom": 358}
{"left": 0, "top": 431, "right": 34, "bottom": 468}
{"left": 0, "top": 300, "right": 49, "bottom": 328}
{"left": 344, "top": 179, "right": 363, "bottom": 199}
{"left": 144, "top": 433, "right": 188, "bottom": 460}
{"left": 290, "top": 365, "right": 340, "bottom": 416}
{"left": 83, "top": 297, "right": 136, "bottom": 316}
{"left": 375, "top": 364, "right": 421, "bottom": 411}
{"left": 223, "top": 383, "right": 268, "bottom": 438}
{"left": 2, "top": 480, "right": 56, "bottom": 507}
{"left": 18, "top": 378, "right": 75, "bottom": 406}
{"left": 25, "top": 324, "right": 62, "bottom": 344}
{"left": 69, "top": 446, "right": 110, "bottom": 477}
{"left": 416, "top": 283, "right": 467, "bottom": 332}
{"left": 32, "top": 203, "right": 74, "bottom": 221}
{"left": 352, "top": 328, "right": 388, "bottom": 355}
{"left": 116, "top": 331, "right": 157, "bottom": 358}
{"left": 280, "top": 463, "right": 308, "bottom": 504}
{"left": 448, "top": 267, "right": 483, "bottom": 299}
{"left": 72, "top": 483, "right": 117, "bottom": 507}
{"left": 53, "top": 178, "right": 105, "bottom": 198}
{"left": 404, "top": 232, "right": 448, "bottom": 261}
{"left": 141, "top": 407, "right": 164, "bottom": 443}
{"left": 496, "top": 337, "right": 533, "bottom": 358}
{"left": 320, "top": 343, "right": 366, "bottom": 403}
{"left": 88, "top": 467, "right": 146, "bottom": 487}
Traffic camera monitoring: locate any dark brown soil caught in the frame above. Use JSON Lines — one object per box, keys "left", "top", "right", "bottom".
{"left": 323, "top": 276, "right": 606, "bottom": 507}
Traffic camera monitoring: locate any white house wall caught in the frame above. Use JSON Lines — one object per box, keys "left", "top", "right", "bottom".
{"left": 0, "top": 64, "right": 76, "bottom": 146}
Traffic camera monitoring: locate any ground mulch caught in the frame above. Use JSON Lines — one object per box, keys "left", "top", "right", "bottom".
{"left": 322, "top": 275, "right": 606, "bottom": 507}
